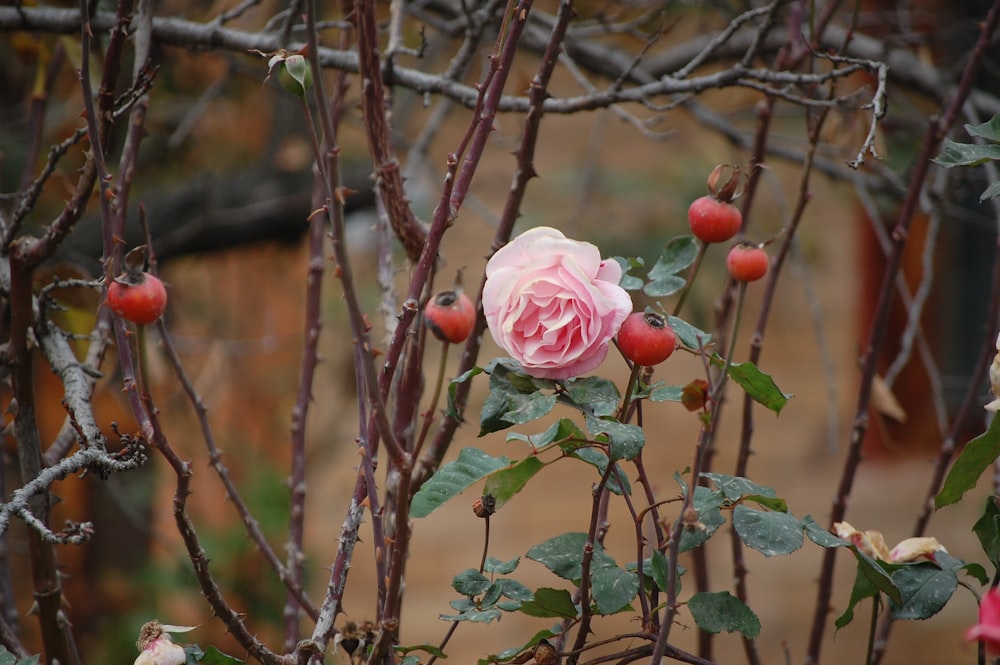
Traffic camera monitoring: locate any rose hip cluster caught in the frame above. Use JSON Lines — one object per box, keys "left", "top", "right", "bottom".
{"left": 470, "top": 190, "right": 771, "bottom": 380}
{"left": 687, "top": 164, "right": 769, "bottom": 284}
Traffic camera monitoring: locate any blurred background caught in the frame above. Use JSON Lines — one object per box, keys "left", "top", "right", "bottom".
{"left": 1, "top": 1, "right": 999, "bottom": 664}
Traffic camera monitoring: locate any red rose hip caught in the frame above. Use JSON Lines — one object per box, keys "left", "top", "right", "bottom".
{"left": 107, "top": 272, "right": 168, "bottom": 325}
{"left": 688, "top": 196, "right": 742, "bottom": 244}
{"left": 424, "top": 289, "right": 475, "bottom": 344}
{"left": 617, "top": 311, "right": 677, "bottom": 366}
{"left": 726, "top": 245, "right": 769, "bottom": 282}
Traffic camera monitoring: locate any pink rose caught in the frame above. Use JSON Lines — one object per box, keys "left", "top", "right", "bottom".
{"left": 967, "top": 587, "right": 1000, "bottom": 654}
{"left": 483, "top": 226, "right": 632, "bottom": 380}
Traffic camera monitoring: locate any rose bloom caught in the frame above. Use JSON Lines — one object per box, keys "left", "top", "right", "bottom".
{"left": 483, "top": 226, "right": 632, "bottom": 380}
{"left": 967, "top": 587, "right": 1000, "bottom": 654}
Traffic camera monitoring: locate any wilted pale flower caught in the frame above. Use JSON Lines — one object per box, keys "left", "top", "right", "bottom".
{"left": 987, "top": 333, "right": 1000, "bottom": 413}
{"left": 967, "top": 587, "right": 1000, "bottom": 654}
{"left": 134, "top": 621, "right": 187, "bottom": 665}
{"left": 834, "top": 522, "right": 945, "bottom": 563}
{"left": 834, "top": 522, "right": 891, "bottom": 560}
{"left": 889, "top": 536, "right": 945, "bottom": 563}
{"left": 482, "top": 227, "right": 632, "bottom": 380}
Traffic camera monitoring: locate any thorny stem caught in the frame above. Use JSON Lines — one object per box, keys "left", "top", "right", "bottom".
{"left": 617, "top": 361, "right": 643, "bottom": 422}
{"left": 806, "top": 3, "right": 1000, "bottom": 662}
{"left": 413, "top": 0, "right": 563, "bottom": 491}
{"left": 413, "top": 341, "right": 451, "bottom": 460}
{"left": 654, "top": 324, "right": 743, "bottom": 661}
{"left": 566, "top": 463, "right": 616, "bottom": 665}
{"left": 283, "top": 96, "right": 329, "bottom": 652}
{"left": 155, "top": 318, "right": 319, "bottom": 623}
{"left": 730, "top": 98, "right": 829, "bottom": 665}
{"left": 865, "top": 594, "right": 881, "bottom": 665}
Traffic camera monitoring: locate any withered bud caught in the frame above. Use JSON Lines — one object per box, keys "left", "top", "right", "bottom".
{"left": 681, "top": 379, "right": 710, "bottom": 412}
{"left": 472, "top": 494, "right": 496, "bottom": 518}
{"left": 532, "top": 639, "right": 560, "bottom": 665}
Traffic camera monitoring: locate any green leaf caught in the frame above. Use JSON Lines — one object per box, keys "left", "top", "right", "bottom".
{"left": 638, "top": 551, "right": 683, "bottom": 594}
{"left": 484, "top": 456, "right": 545, "bottom": 509}
{"left": 643, "top": 275, "right": 685, "bottom": 298}
{"left": 888, "top": 564, "right": 957, "bottom": 620}
{"left": 851, "top": 548, "right": 902, "bottom": 605}
{"left": 701, "top": 473, "right": 777, "bottom": 502}
{"left": 185, "top": 645, "right": 205, "bottom": 665}
{"left": 497, "top": 578, "right": 534, "bottom": 602}
{"left": 678, "top": 484, "right": 726, "bottom": 552}
{"left": 562, "top": 376, "right": 621, "bottom": 417}
{"left": 723, "top": 360, "right": 791, "bottom": 414}
{"left": 518, "top": 588, "right": 578, "bottom": 619}
{"left": 666, "top": 316, "right": 711, "bottom": 349}
{"left": 585, "top": 414, "right": 645, "bottom": 461}
{"left": 732, "top": 505, "right": 803, "bottom": 557}
{"left": 649, "top": 235, "right": 698, "bottom": 278}
{"left": 964, "top": 562, "right": 990, "bottom": 586}
{"left": 933, "top": 138, "right": 1000, "bottom": 167}
{"left": 835, "top": 564, "right": 878, "bottom": 629}
{"left": 744, "top": 494, "right": 788, "bottom": 511}
{"left": 974, "top": 496, "right": 1000, "bottom": 572}
{"left": 965, "top": 114, "right": 1000, "bottom": 142}
{"left": 452, "top": 569, "right": 491, "bottom": 596}
{"left": 980, "top": 180, "right": 1000, "bottom": 202}
{"left": 504, "top": 392, "right": 558, "bottom": 426}
{"left": 200, "top": 647, "right": 245, "bottom": 665}
{"left": 612, "top": 256, "right": 646, "bottom": 291}
{"left": 526, "top": 532, "right": 617, "bottom": 581}
{"left": 479, "top": 360, "right": 556, "bottom": 435}
{"left": 649, "top": 385, "right": 683, "bottom": 402}
{"left": 484, "top": 556, "right": 521, "bottom": 575}
{"left": 0, "top": 650, "right": 40, "bottom": 665}
{"left": 279, "top": 55, "right": 313, "bottom": 96}
{"left": 687, "top": 591, "right": 761, "bottom": 639}
{"left": 591, "top": 565, "right": 639, "bottom": 615}
{"left": 802, "top": 516, "right": 849, "bottom": 548}
{"left": 439, "top": 607, "right": 503, "bottom": 623}
{"left": 447, "top": 366, "right": 484, "bottom": 420}
{"left": 411, "top": 448, "right": 511, "bottom": 518}
{"left": 936, "top": 416, "right": 1000, "bottom": 507}
{"left": 507, "top": 418, "right": 585, "bottom": 453}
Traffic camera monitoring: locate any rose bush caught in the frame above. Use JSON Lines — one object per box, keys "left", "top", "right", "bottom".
{"left": 482, "top": 226, "right": 632, "bottom": 380}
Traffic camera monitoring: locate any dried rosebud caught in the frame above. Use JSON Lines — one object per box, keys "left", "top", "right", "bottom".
{"left": 681, "top": 379, "right": 710, "bottom": 412}
{"left": 472, "top": 494, "right": 496, "bottom": 518}
{"left": 532, "top": 639, "right": 560, "bottom": 665}
{"left": 134, "top": 621, "right": 186, "bottom": 665}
